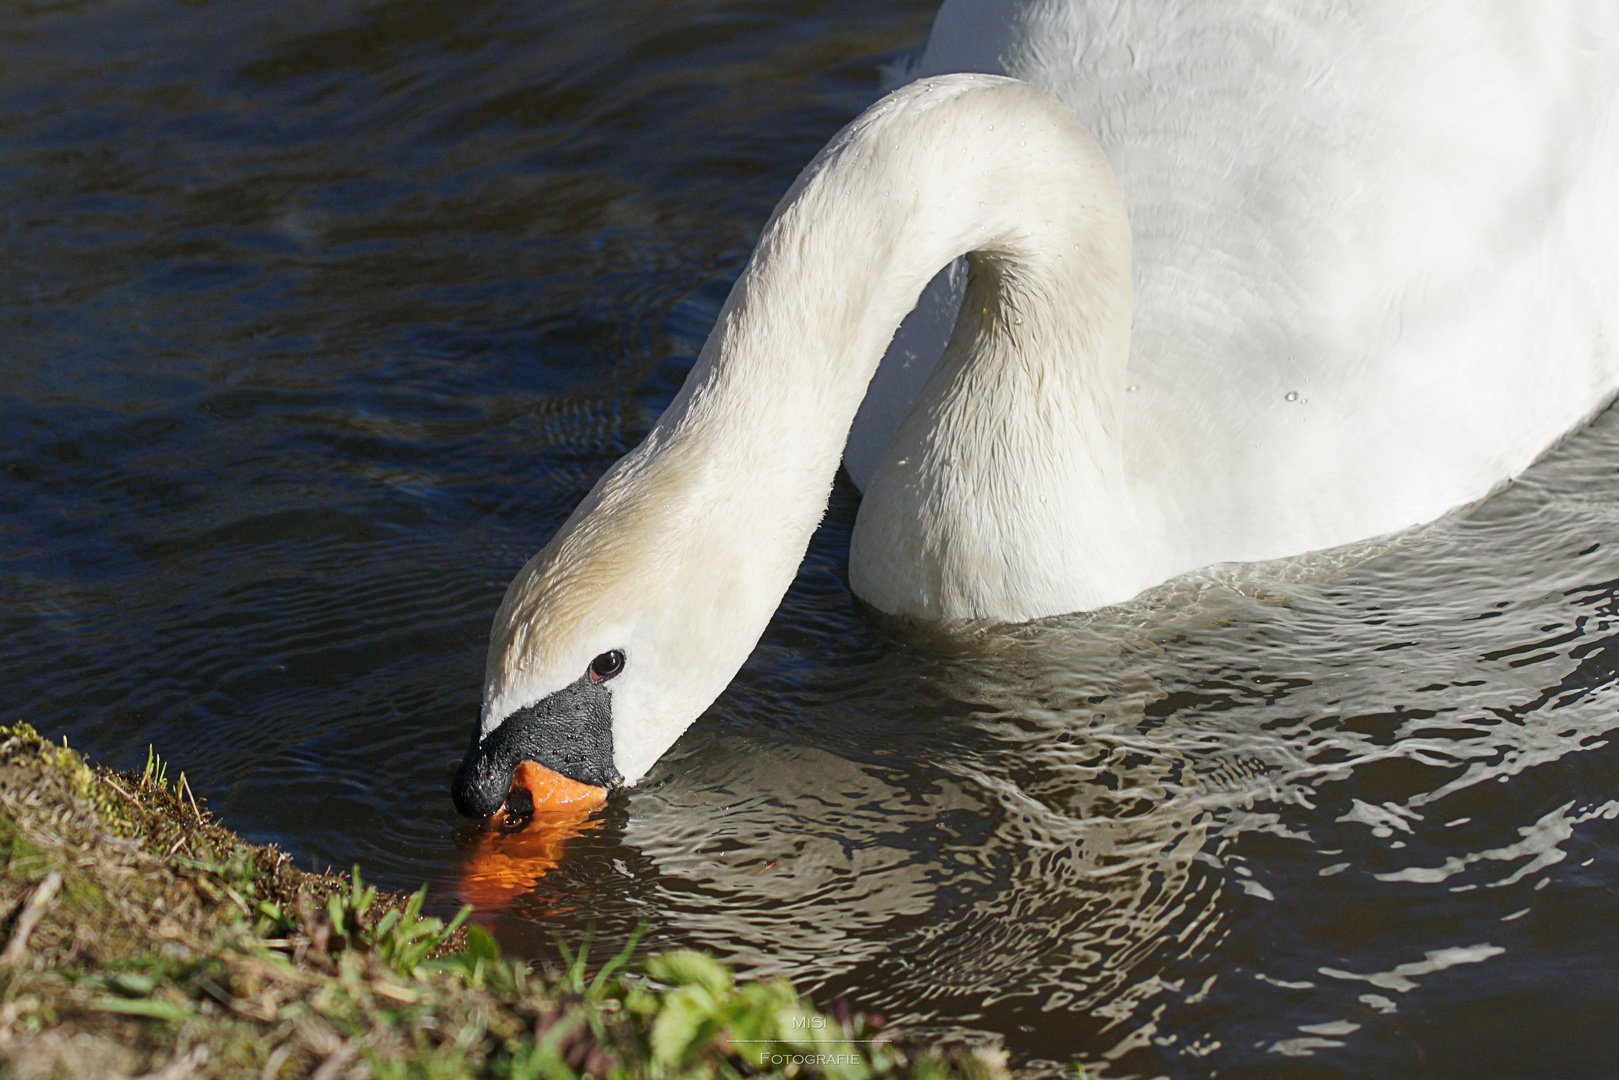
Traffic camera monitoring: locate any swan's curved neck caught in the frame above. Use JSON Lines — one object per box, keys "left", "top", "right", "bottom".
{"left": 480, "top": 75, "right": 1135, "bottom": 783}
{"left": 652, "top": 74, "right": 1135, "bottom": 620}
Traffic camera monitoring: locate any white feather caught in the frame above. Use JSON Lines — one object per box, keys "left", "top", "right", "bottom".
{"left": 486, "top": 1, "right": 1619, "bottom": 783}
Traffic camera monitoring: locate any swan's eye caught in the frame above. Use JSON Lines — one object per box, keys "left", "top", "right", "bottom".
{"left": 589, "top": 650, "right": 625, "bottom": 682}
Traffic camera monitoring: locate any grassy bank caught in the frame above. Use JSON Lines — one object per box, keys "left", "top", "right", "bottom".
{"left": 0, "top": 725, "right": 1007, "bottom": 1080}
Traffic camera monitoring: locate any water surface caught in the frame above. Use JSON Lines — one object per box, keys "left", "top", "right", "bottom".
{"left": 2, "top": 2, "right": 1617, "bottom": 1076}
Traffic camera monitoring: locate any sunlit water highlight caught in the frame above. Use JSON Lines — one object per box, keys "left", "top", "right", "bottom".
{"left": 2, "top": 1, "right": 1617, "bottom": 1076}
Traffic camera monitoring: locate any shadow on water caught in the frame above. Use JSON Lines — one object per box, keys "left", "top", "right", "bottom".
{"left": 2, "top": 0, "right": 1618, "bottom": 1076}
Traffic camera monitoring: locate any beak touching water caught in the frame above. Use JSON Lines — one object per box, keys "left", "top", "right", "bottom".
{"left": 450, "top": 668, "right": 620, "bottom": 907}
{"left": 450, "top": 668, "right": 621, "bottom": 820}
{"left": 453, "top": 760, "right": 609, "bottom": 909}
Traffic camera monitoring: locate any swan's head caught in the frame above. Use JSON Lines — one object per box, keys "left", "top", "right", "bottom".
{"left": 450, "top": 440, "right": 800, "bottom": 819}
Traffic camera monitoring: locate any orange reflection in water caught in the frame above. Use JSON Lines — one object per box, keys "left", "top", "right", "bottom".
{"left": 454, "top": 761, "right": 608, "bottom": 910}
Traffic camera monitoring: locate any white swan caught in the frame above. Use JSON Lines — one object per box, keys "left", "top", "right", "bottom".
{"left": 452, "top": 0, "right": 1619, "bottom": 814}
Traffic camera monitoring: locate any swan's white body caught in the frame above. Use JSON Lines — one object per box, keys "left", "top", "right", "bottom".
{"left": 472, "top": 0, "right": 1619, "bottom": 788}
{"left": 849, "top": 0, "right": 1619, "bottom": 619}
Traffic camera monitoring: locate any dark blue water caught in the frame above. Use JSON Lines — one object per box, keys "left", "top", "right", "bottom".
{"left": 3, "top": 2, "right": 1618, "bottom": 1077}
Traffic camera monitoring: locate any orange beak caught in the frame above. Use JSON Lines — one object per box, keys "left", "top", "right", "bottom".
{"left": 502, "top": 760, "right": 610, "bottom": 815}
{"left": 454, "top": 761, "right": 608, "bottom": 910}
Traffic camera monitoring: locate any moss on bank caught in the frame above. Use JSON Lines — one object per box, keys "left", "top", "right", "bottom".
{"left": 0, "top": 725, "right": 1007, "bottom": 1080}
